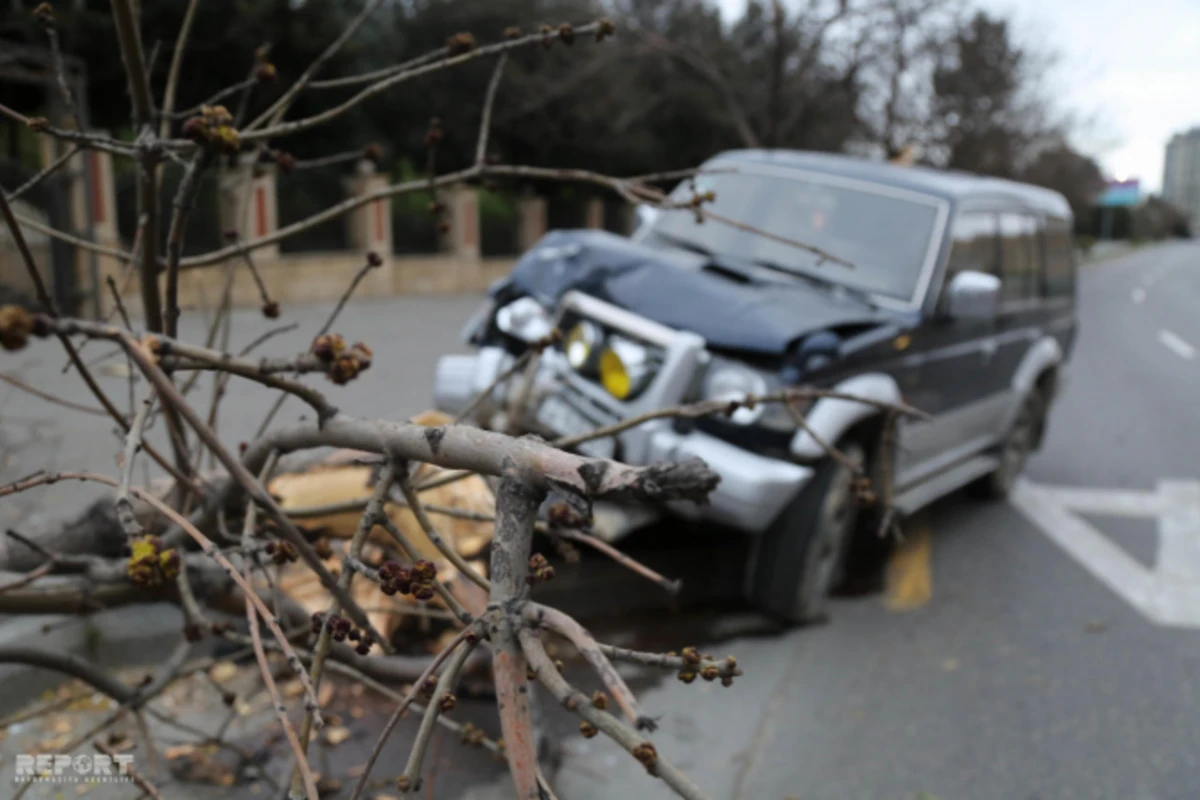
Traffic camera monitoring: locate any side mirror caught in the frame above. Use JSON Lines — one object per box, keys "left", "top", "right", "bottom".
{"left": 944, "top": 270, "right": 1000, "bottom": 320}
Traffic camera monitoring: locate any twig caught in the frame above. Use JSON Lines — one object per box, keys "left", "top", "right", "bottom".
{"left": 245, "top": 0, "right": 388, "bottom": 132}
{"left": 254, "top": 253, "right": 378, "bottom": 438}
{"left": 42, "top": 16, "right": 83, "bottom": 131}
{"left": 243, "top": 459, "right": 320, "bottom": 800}
{"left": 397, "top": 477, "right": 490, "bottom": 592}
{"left": 373, "top": 515, "right": 473, "bottom": 623}
{"left": 239, "top": 323, "right": 300, "bottom": 356}
{"left": 110, "top": 0, "right": 164, "bottom": 331}
{"left": 286, "top": 149, "right": 367, "bottom": 172}
{"left": 159, "top": 0, "right": 202, "bottom": 139}
{"left": 475, "top": 54, "right": 508, "bottom": 165}
{"left": 454, "top": 349, "right": 532, "bottom": 425}
{"left": 167, "top": 78, "right": 257, "bottom": 122}
{"left": 314, "top": 254, "right": 382, "bottom": 339}
{"left": 46, "top": 317, "right": 338, "bottom": 422}
{"left": 527, "top": 603, "right": 648, "bottom": 730}
{"left": 0, "top": 562, "right": 54, "bottom": 596}
{"left": 552, "top": 386, "right": 926, "bottom": 452}
{"left": 0, "top": 102, "right": 136, "bottom": 156}
{"left": 347, "top": 625, "right": 479, "bottom": 800}
{"left": 229, "top": 232, "right": 276, "bottom": 311}
{"left": 94, "top": 740, "right": 163, "bottom": 800}
{"left": 3, "top": 145, "right": 80, "bottom": 202}
{"left": 289, "top": 462, "right": 396, "bottom": 796}
{"left": 398, "top": 637, "right": 477, "bottom": 792}
{"left": 307, "top": 49, "right": 448, "bottom": 90}
{"left": 115, "top": 390, "right": 156, "bottom": 536}
{"left": 164, "top": 150, "right": 215, "bottom": 337}
{"left": 521, "top": 630, "right": 709, "bottom": 800}
{"left": 0, "top": 372, "right": 106, "bottom": 416}
{"left": 243, "top": 22, "right": 603, "bottom": 141}
{"left": 595, "top": 644, "right": 741, "bottom": 680}
{"left": 554, "top": 527, "right": 682, "bottom": 595}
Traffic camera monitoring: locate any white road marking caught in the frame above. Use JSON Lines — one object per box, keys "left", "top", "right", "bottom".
{"left": 1010, "top": 479, "right": 1200, "bottom": 628}
{"left": 1132, "top": 287, "right": 1146, "bottom": 304}
{"left": 1157, "top": 329, "right": 1196, "bottom": 360}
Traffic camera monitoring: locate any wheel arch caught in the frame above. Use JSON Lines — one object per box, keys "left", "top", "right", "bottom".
{"left": 790, "top": 372, "right": 903, "bottom": 463}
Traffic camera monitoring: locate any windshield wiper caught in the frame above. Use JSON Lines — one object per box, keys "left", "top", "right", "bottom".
{"left": 750, "top": 257, "right": 879, "bottom": 309}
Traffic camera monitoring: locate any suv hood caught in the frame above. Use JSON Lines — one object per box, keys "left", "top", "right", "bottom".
{"left": 505, "top": 229, "right": 890, "bottom": 355}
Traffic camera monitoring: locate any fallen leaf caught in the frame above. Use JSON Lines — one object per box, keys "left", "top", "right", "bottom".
{"left": 316, "top": 776, "right": 342, "bottom": 795}
{"left": 350, "top": 705, "right": 365, "bottom": 719}
{"left": 99, "top": 363, "right": 131, "bottom": 378}
{"left": 1085, "top": 620, "right": 1107, "bottom": 634}
{"left": 209, "top": 661, "right": 238, "bottom": 683}
{"left": 165, "top": 744, "right": 197, "bottom": 760}
{"left": 319, "top": 682, "right": 334, "bottom": 707}
{"left": 324, "top": 726, "right": 351, "bottom": 746}
{"left": 282, "top": 679, "right": 305, "bottom": 699}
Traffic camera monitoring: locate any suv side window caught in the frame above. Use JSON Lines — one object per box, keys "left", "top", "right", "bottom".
{"left": 997, "top": 212, "right": 1040, "bottom": 302}
{"left": 1043, "top": 216, "right": 1074, "bottom": 298}
{"left": 946, "top": 211, "right": 999, "bottom": 279}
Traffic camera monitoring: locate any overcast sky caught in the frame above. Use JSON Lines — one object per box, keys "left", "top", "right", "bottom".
{"left": 716, "top": 0, "right": 1200, "bottom": 192}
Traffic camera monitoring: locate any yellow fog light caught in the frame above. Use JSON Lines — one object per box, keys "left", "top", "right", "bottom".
{"left": 598, "top": 336, "right": 652, "bottom": 400}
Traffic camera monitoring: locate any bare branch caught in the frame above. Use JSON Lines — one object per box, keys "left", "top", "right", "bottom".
{"left": 245, "top": 0, "right": 388, "bottom": 132}
{"left": 521, "top": 629, "right": 709, "bottom": 800}
{"left": 0, "top": 372, "right": 106, "bottom": 417}
{"left": 397, "top": 477, "right": 490, "bottom": 593}
{"left": 475, "top": 54, "right": 508, "bottom": 165}
{"left": 159, "top": 0, "right": 202, "bottom": 139}
{"left": 243, "top": 22, "right": 605, "bottom": 143}
{"left": 93, "top": 740, "right": 162, "bottom": 800}
{"left": 553, "top": 527, "right": 681, "bottom": 595}
{"left": 164, "top": 150, "right": 215, "bottom": 337}
{"left": 398, "top": 636, "right": 477, "bottom": 792}
{"left": 3, "top": 145, "right": 80, "bottom": 203}
{"left": 347, "top": 624, "right": 479, "bottom": 800}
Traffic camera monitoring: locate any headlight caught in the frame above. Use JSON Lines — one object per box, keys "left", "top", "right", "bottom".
{"left": 494, "top": 297, "right": 552, "bottom": 343}
{"left": 599, "top": 336, "right": 654, "bottom": 400}
{"left": 702, "top": 363, "right": 768, "bottom": 425}
{"left": 564, "top": 321, "right": 603, "bottom": 373}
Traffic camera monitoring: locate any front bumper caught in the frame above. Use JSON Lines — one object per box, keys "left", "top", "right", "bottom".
{"left": 433, "top": 293, "right": 811, "bottom": 536}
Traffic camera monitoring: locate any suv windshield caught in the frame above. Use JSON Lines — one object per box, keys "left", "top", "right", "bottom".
{"left": 642, "top": 169, "right": 943, "bottom": 303}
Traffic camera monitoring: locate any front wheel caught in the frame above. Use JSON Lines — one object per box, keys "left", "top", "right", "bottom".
{"left": 748, "top": 442, "right": 865, "bottom": 625}
{"left": 972, "top": 391, "right": 1045, "bottom": 500}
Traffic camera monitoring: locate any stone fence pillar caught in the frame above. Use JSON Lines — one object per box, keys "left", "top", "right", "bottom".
{"left": 219, "top": 154, "right": 279, "bottom": 260}
{"left": 584, "top": 197, "right": 604, "bottom": 230}
{"left": 442, "top": 184, "right": 479, "bottom": 261}
{"left": 342, "top": 160, "right": 392, "bottom": 259}
{"left": 517, "top": 195, "right": 547, "bottom": 251}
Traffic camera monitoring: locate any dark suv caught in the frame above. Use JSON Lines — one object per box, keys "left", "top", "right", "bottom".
{"left": 434, "top": 149, "right": 1076, "bottom": 623}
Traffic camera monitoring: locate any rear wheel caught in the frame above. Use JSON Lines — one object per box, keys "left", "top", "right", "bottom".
{"left": 749, "top": 442, "right": 865, "bottom": 624}
{"left": 973, "top": 390, "right": 1045, "bottom": 500}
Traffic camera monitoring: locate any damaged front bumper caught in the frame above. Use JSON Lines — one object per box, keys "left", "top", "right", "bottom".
{"left": 434, "top": 292, "right": 812, "bottom": 539}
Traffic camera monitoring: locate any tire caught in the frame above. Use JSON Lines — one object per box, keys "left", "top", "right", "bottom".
{"left": 972, "top": 390, "right": 1046, "bottom": 500}
{"left": 748, "top": 442, "right": 865, "bottom": 624}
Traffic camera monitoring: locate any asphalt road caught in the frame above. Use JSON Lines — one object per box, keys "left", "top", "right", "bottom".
{"left": 2, "top": 242, "right": 1200, "bottom": 799}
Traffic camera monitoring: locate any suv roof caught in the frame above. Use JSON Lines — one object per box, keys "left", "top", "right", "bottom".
{"left": 708, "top": 149, "right": 1073, "bottom": 220}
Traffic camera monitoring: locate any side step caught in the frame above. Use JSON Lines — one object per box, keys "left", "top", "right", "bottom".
{"left": 892, "top": 454, "right": 1001, "bottom": 516}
